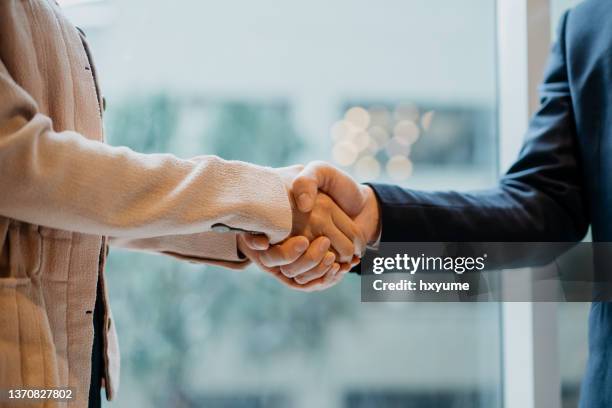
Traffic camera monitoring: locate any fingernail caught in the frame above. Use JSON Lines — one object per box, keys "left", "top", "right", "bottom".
{"left": 324, "top": 253, "right": 335, "bottom": 266}
{"left": 295, "top": 240, "right": 309, "bottom": 252}
{"left": 297, "top": 193, "right": 313, "bottom": 211}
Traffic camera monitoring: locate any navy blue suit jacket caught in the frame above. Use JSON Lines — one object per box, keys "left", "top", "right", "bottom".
{"left": 369, "top": 2, "right": 611, "bottom": 406}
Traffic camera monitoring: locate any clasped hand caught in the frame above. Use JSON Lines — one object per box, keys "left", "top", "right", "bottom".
{"left": 238, "top": 162, "right": 380, "bottom": 291}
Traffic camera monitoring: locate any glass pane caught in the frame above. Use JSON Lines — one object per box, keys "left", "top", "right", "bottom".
{"left": 61, "top": 1, "right": 501, "bottom": 407}
{"left": 558, "top": 303, "right": 589, "bottom": 407}
{"left": 550, "top": 2, "right": 588, "bottom": 407}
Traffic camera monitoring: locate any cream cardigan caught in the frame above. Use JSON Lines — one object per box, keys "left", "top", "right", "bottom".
{"left": 0, "top": 1, "right": 292, "bottom": 406}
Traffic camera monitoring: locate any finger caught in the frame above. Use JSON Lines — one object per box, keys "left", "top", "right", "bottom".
{"left": 291, "top": 257, "right": 352, "bottom": 291}
{"left": 292, "top": 161, "right": 364, "bottom": 216}
{"left": 339, "top": 261, "right": 354, "bottom": 274}
{"left": 291, "top": 164, "right": 321, "bottom": 213}
{"left": 292, "top": 262, "right": 340, "bottom": 292}
{"left": 280, "top": 237, "right": 331, "bottom": 278}
{"left": 322, "top": 224, "right": 355, "bottom": 263}
{"left": 319, "top": 263, "right": 342, "bottom": 287}
{"left": 303, "top": 262, "right": 345, "bottom": 291}
{"left": 273, "top": 255, "right": 355, "bottom": 291}
{"left": 330, "top": 206, "right": 366, "bottom": 257}
{"left": 259, "top": 236, "right": 309, "bottom": 268}
{"left": 236, "top": 234, "right": 264, "bottom": 265}
{"left": 254, "top": 249, "right": 326, "bottom": 291}
{"left": 319, "top": 261, "right": 338, "bottom": 284}
{"left": 240, "top": 233, "right": 270, "bottom": 251}
{"left": 330, "top": 266, "right": 350, "bottom": 286}
{"left": 271, "top": 267, "right": 322, "bottom": 291}
{"left": 292, "top": 251, "right": 336, "bottom": 284}
{"left": 266, "top": 267, "right": 309, "bottom": 289}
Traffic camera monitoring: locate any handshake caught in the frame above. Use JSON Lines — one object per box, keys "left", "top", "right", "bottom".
{"left": 237, "top": 161, "right": 381, "bottom": 292}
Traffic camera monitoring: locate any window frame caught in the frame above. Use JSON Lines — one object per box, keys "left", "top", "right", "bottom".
{"left": 496, "top": 1, "right": 562, "bottom": 407}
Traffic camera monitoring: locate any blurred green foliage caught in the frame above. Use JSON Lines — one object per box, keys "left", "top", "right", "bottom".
{"left": 103, "top": 92, "right": 357, "bottom": 407}
{"left": 106, "top": 93, "right": 177, "bottom": 153}
{"left": 207, "top": 102, "right": 303, "bottom": 167}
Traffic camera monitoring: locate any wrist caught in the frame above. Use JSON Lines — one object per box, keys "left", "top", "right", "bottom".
{"left": 274, "top": 165, "right": 304, "bottom": 236}
{"left": 360, "top": 185, "right": 381, "bottom": 245}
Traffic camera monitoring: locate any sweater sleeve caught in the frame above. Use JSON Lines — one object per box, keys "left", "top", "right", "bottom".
{"left": 0, "top": 57, "right": 292, "bottom": 247}
{"left": 108, "top": 232, "right": 251, "bottom": 269}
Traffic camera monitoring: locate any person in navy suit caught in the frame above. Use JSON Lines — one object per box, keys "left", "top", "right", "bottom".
{"left": 240, "top": 1, "right": 612, "bottom": 406}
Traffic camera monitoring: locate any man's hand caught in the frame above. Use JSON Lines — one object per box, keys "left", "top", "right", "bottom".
{"left": 238, "top": 164, "right": 365, "bottom": 290}
{"left": 292, "top": 161, "right": 381, "bottom": 245}
{"left": 272, "top": 162, "right": 379, "bottom": 287}
{"left": 273, "top": 165, "right": 366, "bottom": 262}
{"left": 290, "top": 192, "right": 365, "bottom": 262}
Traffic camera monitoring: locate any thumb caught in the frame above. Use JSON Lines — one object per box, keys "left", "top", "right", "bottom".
{"left": 292, "top": 161, "right": 365, "bottom": 216}
{"left": 240, "top": 233, "right": 270, "bottom": 251}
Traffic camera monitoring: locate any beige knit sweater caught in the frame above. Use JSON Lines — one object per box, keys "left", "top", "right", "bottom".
{"left": 0, "top": 1, "right": 292, "bottom": 406}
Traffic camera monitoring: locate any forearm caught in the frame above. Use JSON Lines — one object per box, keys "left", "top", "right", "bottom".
{"left": 0, "top": 123, "right": 291, "bottom": 240}
{"left": 370, "top": 181, "right": 587, "bottom": 243}
{"left": 1, "top": 96, "right": 293, "bottom": 243}
{"left": 370, "top": 42, "right": 588, "bottom": 244}
{"left": 0, "top": 56, "right": 292, "bottom": 241}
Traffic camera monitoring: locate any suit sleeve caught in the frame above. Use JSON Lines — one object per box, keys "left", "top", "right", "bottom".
{"left": 370, "top": 11, "right": 589, "bottom": 243}
{"left": 0, "top": 58, "right": 293, "bottom": 260}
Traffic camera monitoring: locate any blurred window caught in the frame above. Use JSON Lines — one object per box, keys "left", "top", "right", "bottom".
{"left": 62, "top": 1, "right": 502, "bottom": 407}
{"left": 550, "top": 2, "right": 588, "bottom": 407}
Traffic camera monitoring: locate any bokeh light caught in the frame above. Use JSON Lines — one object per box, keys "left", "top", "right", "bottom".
{"left": 369, "top": 125, "right": 389, "bottom": 146}
{"left": 332, "top": 141, "right": 359, "bottom": 166}
{"left": 421, "top": 110, "right": 435, "bottom": 131}
{"left": 344, "top": 106, "right": 371, "bottom": 129}
{"left": 385, "top": 136, "right": 411, "bottom": 157}
{"left": 354, "top": 155, "right": 381, "bottom": 180}
{"left": 353, "top": 130, "right": 371, "bottom": 152}
{"left": 330, "top": 120, "right": 353, "bottom": 142}
{"left": 393, "top": 120, "right": 420, "bottom": 145}
{"left": 368, "top": 105, "right": 391, "bottom": 128}
{"left": 386, "top": 155, "right": 413, "bottom": 180}
{"left": 331, "top": 103, "right": 429, "bottom": 182}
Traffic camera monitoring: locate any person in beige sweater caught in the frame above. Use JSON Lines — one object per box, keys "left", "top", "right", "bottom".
{"left": 0, "top": 1, "right": 367, "bottom": 407}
